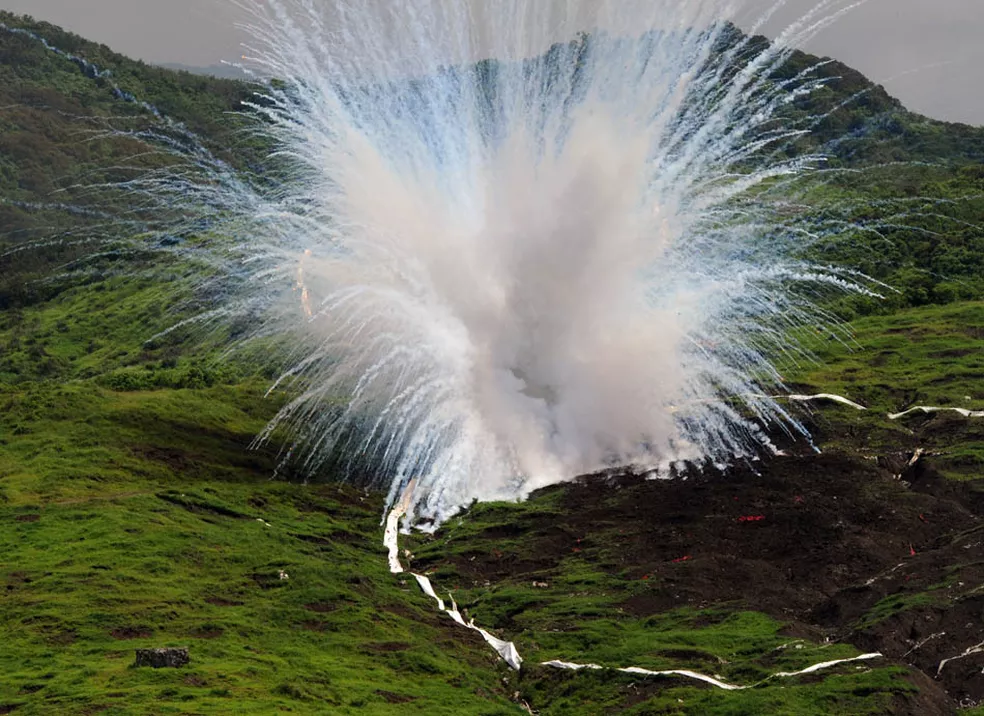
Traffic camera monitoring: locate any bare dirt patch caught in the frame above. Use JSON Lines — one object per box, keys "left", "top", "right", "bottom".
{"left": 304, "top": 602, "right": 337, "bottom": 613}
{"left": 361, "top": 642, "right": 412, "bottom": 654}
{"left": 189, "top": 626, "right": 223, "bottom": 639}
{"left": 375, "top": 689, "right": 417, "bottom": 704}
{"left": 300, "top": 620, "right": 333, "bottom": 632}
{"left": 416, "top": 450, "right": 984, "bottom": 712}
{"left": 110, "top": 627, "right": 152, "bottom": 640}
{"left": 205, "top": 597, "right": 243, "bottom": 607}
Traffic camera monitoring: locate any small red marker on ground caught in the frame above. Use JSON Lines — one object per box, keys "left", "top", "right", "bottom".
{"left": 672, "top": 555, "right": 692, "bottom": 563}
{"left": 737, "top": 515, "right": 766, "bottom": 523}
{"left": 918, "top": 514, "right": 927, "bottom": 523}
{"left": 909, "top": 544, "right": 917, "bottom": 557}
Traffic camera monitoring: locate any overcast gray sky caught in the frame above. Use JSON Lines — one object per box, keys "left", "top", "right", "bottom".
{"left": 2, "top": 0, "right": 981, "bottom": 125}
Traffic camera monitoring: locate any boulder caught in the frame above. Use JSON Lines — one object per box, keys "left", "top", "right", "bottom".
{"left": 134, "top": 647, "right": 190, "bottom": 668}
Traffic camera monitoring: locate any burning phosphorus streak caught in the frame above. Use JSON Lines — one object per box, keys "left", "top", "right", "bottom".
{"left": 785, "top": 394, "right": 867, "bottom": 411}
{"left": 384, "top": 507, "right": 882, "bottom": 686}
{"left": 889, "top": 406, "right": 984, "bottom": 420}
{"left": 385, "top": 491, "right": 524, "bottom": 670}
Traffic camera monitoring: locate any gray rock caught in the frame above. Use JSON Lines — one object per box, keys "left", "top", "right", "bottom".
{"left": 134, "top": 647, "right": 190, "bottom": 668}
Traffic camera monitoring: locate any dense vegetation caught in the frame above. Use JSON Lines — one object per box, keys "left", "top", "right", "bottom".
{"left": 1, "top": 11, "right": 983, "bottom": 715}
{"left": 755, "top": 31, "right": 984, "bottom": 313}
{"left": 0, "top": 11, "right": 260, "bottom": 311}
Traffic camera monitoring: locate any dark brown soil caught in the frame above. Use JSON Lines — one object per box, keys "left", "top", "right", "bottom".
{"left": 421, "top": 450, "right": 984, "bottom": 713}
{"left": 14, "top": 514, "right": 39, "bottom": 523}
{"left": 131, "top": 445, "right": 197, "bottom": 473}
{"left": 109, "top": 627, "right": 152, "bottom": 640}
{"left": 45, "top": 630, "right": 77, "bottom": 646}
{"left": 304, "top": 602, "right": 338, "bottom": 613}
{"left": 375, "top": 689, "right": 417, "bottom": 704}
{"left": 204, "top": 597, "right": 243, "bottom": 607}
{"left": 77, "top": 705, "right": 109, "bottom": 716}
{"left": 361, "top": 641, "right": 412, "bottom": 653}
{"left": 157, "top": 492, "right": 250, "bottom": 520}
{"left": 300, "top": 620, "right": 333, "bottom": 632}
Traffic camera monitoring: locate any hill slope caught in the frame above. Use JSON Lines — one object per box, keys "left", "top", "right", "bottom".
{"left": 1, "top": 12, "right": 983, "bottom": 715}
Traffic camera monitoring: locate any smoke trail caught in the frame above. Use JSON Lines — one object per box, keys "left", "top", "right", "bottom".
{"left": 129, "top": 1, "right": 883, "bottom": 522}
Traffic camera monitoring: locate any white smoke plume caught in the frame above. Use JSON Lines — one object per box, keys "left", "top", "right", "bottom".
{"left": 138, "top": 0, "right": 878, "bottom": 523}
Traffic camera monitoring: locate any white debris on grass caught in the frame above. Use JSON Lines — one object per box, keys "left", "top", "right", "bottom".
{"left": 937, "top": 640, "right": 984, "bottom": 677}
{"left": 384, "top": 508, "right": 882, "bottom": 686}
{"left": 889, "top": 406, "right": 984, "bottom": 420}
{"left": 785, "top": 394, "right": 867, "bottom": 411}
{"left": 385, "top": 511, "right": 523, "bottom": 669}
{"left": 541, "top": 653, "right": 883, "bottom": 690}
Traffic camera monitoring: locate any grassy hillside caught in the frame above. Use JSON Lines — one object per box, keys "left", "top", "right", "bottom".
{"left": 789, "top": 301, "right": 984, "bottom": 479}
{"left": 1, "top": 12, "right": 983, "bottom": 715}
{"left": 0, "top": 385, "right": 522, "bottom": 715}
{"left": 6, "top": 300, "right": 981, "bottom": 714}
{"left": 0, "top": 11, "right": 261, "bottom": 311}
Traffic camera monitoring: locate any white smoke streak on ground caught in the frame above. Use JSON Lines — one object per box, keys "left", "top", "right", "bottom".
{"left": 129, "top": 0, "right": 888, "bottom": 523}
{"left": 385, "top": 506, "right": 882, "bottom": 686}
{"left": 542, "top": 653, "right": 884, "bottom": 688}
{"left": 786, "top": 393, "right": 867, "bottom": 410}
{"left": 385, "top": 499, "right": 524, "bottom": 668}
{"left": 889, "top": 406, "right": 984, "bottom": 420}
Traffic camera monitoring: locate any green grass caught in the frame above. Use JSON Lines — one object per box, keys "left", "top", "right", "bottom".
{"left": 405, "top": 498, "right": 917, "bottom": 715}
{"left": 2, "top": 245, "right": 978, "bottom": 715}
{"left": 2, "top": 13, "right": 983, "bottom": 712}
{"left": 1, "top": 273, "right": 951, "bottom": 713}
{"left": 784, "top": 301, "right": 984, "bottom": 479}
{"left": 0, "top": 383, "right": 522, "bottom": 714}
{"left": 522, "top": 664, "right": 914, "bottom": 716}
{"left": 0, "top": 486, "right": 522, "bottom": 714}
{"left": 0, "top": 269, "right": 529, "bottom": 713}
{"left": 791, "top": 301, "right": 984, "bottom": 413}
